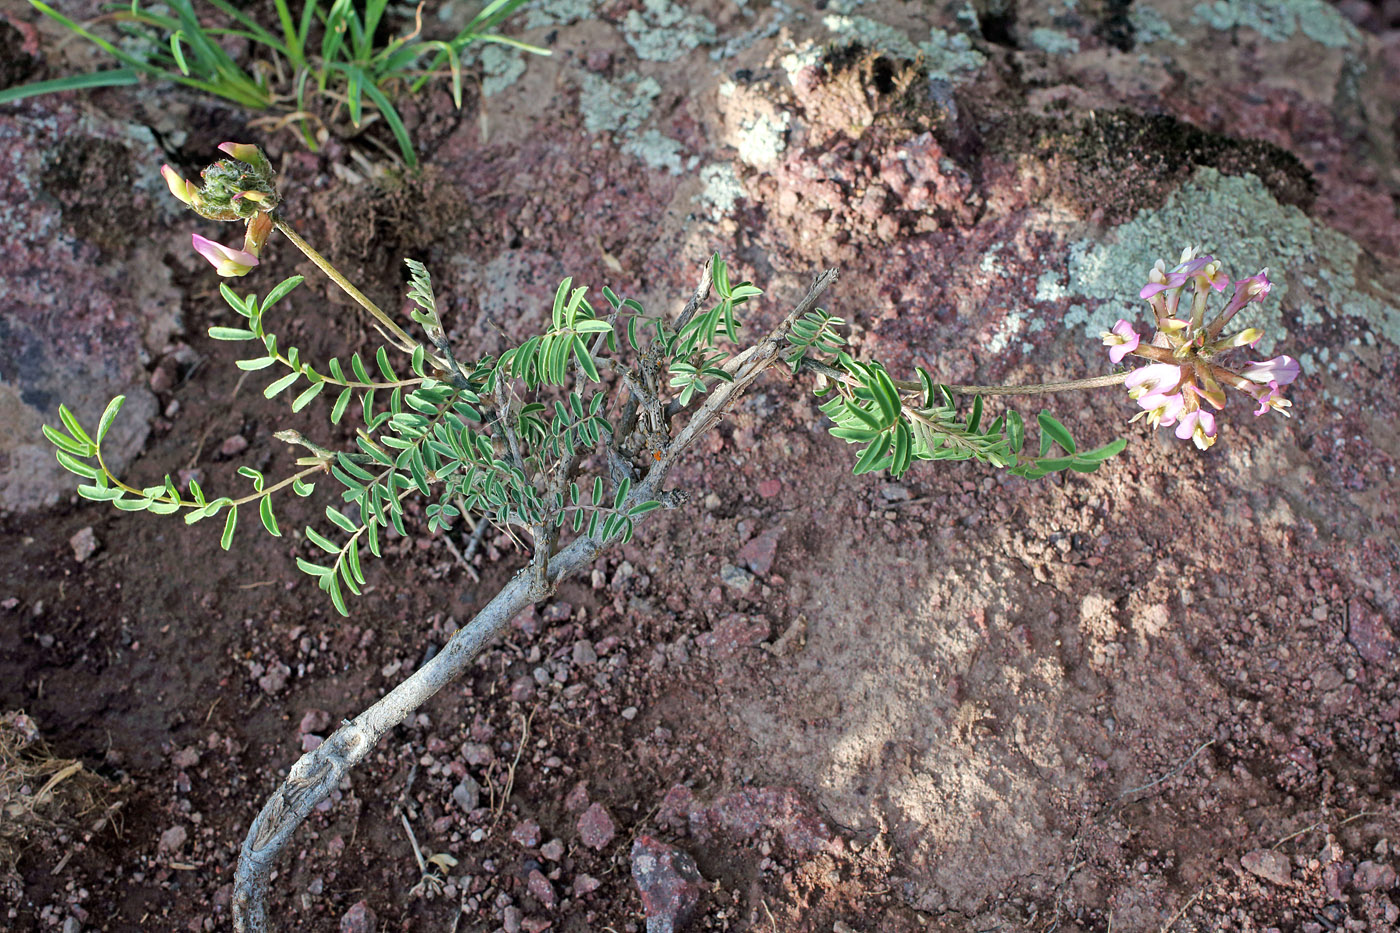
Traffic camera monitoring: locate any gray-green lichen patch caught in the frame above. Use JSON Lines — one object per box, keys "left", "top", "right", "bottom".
{"left": 475, "top": 44, "right": 528, "bottom": 96}
{"left": 1029, "top": 27, "right": 1081, "bottom": 55}
{"left": 622, "top": 0, "right": 718, "bottom": 62}
{"left": 523, "top": 0, "right": 599, "bottom": 29}
{"left": 1191, "top": 0, "right": 1360, "bottom": 47}
{"left": 623, "top": 130, "right": 698, "bottom": 175}
{"left": 1130, "top": 4, "right": 1187, "bottom": 45}
{"left": 820, "top": 15, "right": 986, "bottom": 81}
{"left": 696, "top": 162, "right": 745, "bottom": 220}
{"left": 577, "top": 71, "right": 661, "bottom": 135}
{"left": 1061, "top": 168, "right": 1400, "bottom": 355}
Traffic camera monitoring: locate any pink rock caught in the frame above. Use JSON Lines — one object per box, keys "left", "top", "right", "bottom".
{"left": 578, "top": 802, "right": 616, "bottom": 850}
{"left": 756, "top": 479, "right": 781, "bottom": 498}
{"left": 564, "top": 781, "right": 590, "bottom": 812}
{"left": 1347, "top": 599, "right": 1398, "bottom": 664}
{"left": 736, "top": 527, "right": 781, "bottom": 576}
{"left": 541, "top": 838, "right": 565, "bottom": 861}
{"left": 219, "top": 434, "right": 248, "bottom": 457}
{"left": 171, "top": 747, "right": 199, "bottom": 769}
{"left": 299, "top": 709, "right": 331, "bottom": 735}
{"left": 631, "top": 835, "right": 704, "bottom": 933}
{"left": 511, "top": 677, "right": 537, "bottom": 702}
{"left": 657, "top": 785, "right": 695, "bottom": 830}
{"left": 527, "top": 868, "right": 556, "bottom": 909}
{"left": 1241, "top": 849, "right": 1292, "bottom": 886}
{"left": 69, "top": 526, "right": 98, "bottom": 563}
{"left": 158, "top": 825, "right": 187, "bottom": 853}
{"left": 573, "top": 873, "right": 601, "bottom": 896}
{"left": 695, "top": 615, "right": 770, "bottom": 660}
{"left": 1354, "top": 860, "right": 1397, "bottom": 892}
{"left": 511, "top": 819, "right": 541, "bottom": 848}
{"left": 338, "top": 900, "right": 376, "bottom": 933}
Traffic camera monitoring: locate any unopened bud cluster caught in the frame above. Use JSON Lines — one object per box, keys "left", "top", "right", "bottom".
{"left": 162, "top": 143, "right": 279, "bottom": 277}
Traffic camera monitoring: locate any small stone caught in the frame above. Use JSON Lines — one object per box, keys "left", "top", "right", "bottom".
{"left": 512, "top": 819, "right": 542, "bottom": 848}
{"left": 719, "top": 563, "right": 754, "bottom": 593}
{"left": 69, "top": 527, "right": 98, "bottom": 563}
{"left": 461, "top": 742, "right": 494, "bottom": 767}
{"left": 584, "top": 49, "right": 612, "bottom": 72}
{"left": 631, "top": 835, "right": 704, "bottom": 933}
{"left": 1347, "top": 599, "right": 1399, "bottom": 664}
{"left": 695, "top": 615, "right": 770, "bottom": 659}
{"left": 171, "top": 747, "right": 199, "bottom": 769}
{"left": 542, "top": 602, "right": 573, "bottom": 623}
{"left": 158, "top": 825, "right": 188, "bottom": 854}
{"left": 502, "top": 906, "right": 523, "bottom": 933}
{"left": 756, "top": 478, "right": 781, "bottom": 498}
{"left": 521, "top": 919, "right": 552, "bottom": 933}
{"left": 299, "top": 709, "right": 332, "bottom": 735}
{"left": 1354, "top": 860, "right": 1397, "bottom": 891}
{"left": 62, "top": 919, "right": 80, "bottom": 933}
{"left": 258, "top": 662, "right": 290, "bottom": 694}
{"left": 564, "top": 782, "right": 590, "bottom": 812}
{"left": 1242, "top": 849, "right": 1293, "bottom": 886}
{"left": 527, "top": 869, "right": 556, "bottom": 909}
{"left": 541, "top": 838, "right": 565, "bottom": 861}
{"left": 148, "top": 357, "right": 178, "bottom": 393}
{"left": 452, "top": 776, "right": 481, "bottom": 812}
{"left": 219, "top": 434, "right": 249, "bottom": 457}
{"left": 579, "top": 802, "right": 616, "bottom": 850}
{"left": 621, "top": 706, "right": 638, "bottom": 721}
{"left": 572, "top": 641, "right": 598, "bottom": 666}
{"left": 338, "top": 900, "right": 377, "bottom": 933}
{"left": 879, "top": 483, "right": 911, "bottom": 502}
{"left": 735, "top": 528, "right": 781, "bottom": 576}
{"left": 573, "top": 873, "right": 601, "bottom": 896}
{"left": 511, "top": 677, "right": 537, "bottom": 702}
{"left": 301, "top": 734, "right": 323, "bottom": 752}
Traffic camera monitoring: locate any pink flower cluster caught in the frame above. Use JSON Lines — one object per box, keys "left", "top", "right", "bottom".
{"left": 1101, "top": 247, "right": 1300, "bottom": 450}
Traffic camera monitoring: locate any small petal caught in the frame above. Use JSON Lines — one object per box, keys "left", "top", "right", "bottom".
{"left": 1252, "top": 380, "right": 1293, "bottom": 417}
{"left": 161, "top": 165, "right": 196, "bottom": 206}
{"left": 1125, "top": 362, "right": 1184, "bottom": 398}
{"left": 191, "top": 234, "right": 259, "bottom": 277}
{"left": 1239, "top": 354, "right": 1300, "bottom": 386}
{"left": 1130, "top": 391, "right": 1185, "bottom": 428}
{"left": 1175, "top": 409, "right": 1218, "bottom": 450}
{"left": 218, "top": 142, "right": 264, "bottom": 165}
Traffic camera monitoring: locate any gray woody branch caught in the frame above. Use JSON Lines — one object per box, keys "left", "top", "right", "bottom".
{"left": 232, "top": 265, "right": 839, "bottom": 932}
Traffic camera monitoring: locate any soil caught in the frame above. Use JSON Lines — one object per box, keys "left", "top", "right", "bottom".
{"left": 3, "top": 1, "right": 1400, "bottom": 932}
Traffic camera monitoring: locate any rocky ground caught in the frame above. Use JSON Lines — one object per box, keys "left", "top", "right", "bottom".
{"left": 2, "top": 0, "right": 1400, "bottom": 931}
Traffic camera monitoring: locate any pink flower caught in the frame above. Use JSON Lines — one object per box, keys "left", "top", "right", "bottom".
{"left": 191, "top": 234, "right": 259, "bottom": 277}
{"left": 1175, "top": 409, "right": 1217, "bottom": 450}
{"left": 1130, "top": 391, "right": 1185, "bottom": 429}
{"left": 1101, "top": 320, "right": 1141, "bottom": 363}
{"left": 1251, "top": 381, "right": 1292, "bottom": 417}
{"left": 1238, "top": 355, "right": 1300, "bottom": 387}
{"left": 1125, "top": 362, "right": 1184, "bottom": 399}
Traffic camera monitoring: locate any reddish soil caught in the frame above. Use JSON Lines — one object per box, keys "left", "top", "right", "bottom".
{"left": 3, "top": 1, "right": 1400, "bottom": 932}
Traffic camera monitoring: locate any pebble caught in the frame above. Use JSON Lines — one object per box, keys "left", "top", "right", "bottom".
{"left": 578, "top": 802, "right": 616, "bottom": 850}
{"left": 541, "top": 838, "right": 565, "bottom": 861}
{"left": 158, "top": 825, "right": 187, "bottom": 854}
{"left": 526, "top": 869, "right": 556, "bottom": 909}
{"left": 69, "top": 527, "right": 98, "bottom": 563}
{"left": 631, "top": 835, "right": 704, "bottom": 933}
{"left": 338, "top": 900, "right": 376, "bottom": 933}
{"left": 735, "top": 528, "right": 781, "bottom": 576}
{"left": 502, "top": 907, "right": 523, "bottom": 933}
{"left": 719, "top": 563, "right": 755, "bottom": 593}
{"left": 299, "top": 709, "right": 331, "bottom": 735}
{"left": 453, "top": 776, "right": 481, "bottom": 812}
{"left": 219, "top": 434, "right": 249, "bottom": 457}
{"left": 1241, "top": 849, "right": 1292, "bottom": 886}
{"left": 510, "top": 677, "right": 537, "bottom": 702}
{"left": 1354, "top": 860, "right": 1397, "bottom": 891}
{"left": 512, "top": 819, "right": 542, "bottom": 848}
{"left": 572, "top": 641, "right": 598, "bottom": 666}
{"left": 573, "top": 873, "right": 601, "bottom": 896}
{"left": 621, "top": 706, "right": 638, "bottom": 721}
